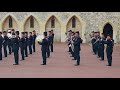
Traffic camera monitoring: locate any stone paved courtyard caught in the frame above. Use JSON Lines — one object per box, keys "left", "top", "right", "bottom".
{"left": 0, "top": 43, "right": 120, "bottom": 78}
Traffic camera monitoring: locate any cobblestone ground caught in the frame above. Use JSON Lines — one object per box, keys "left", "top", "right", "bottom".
{"left": 0, "top": 43, "right": 120, "bottom": 78}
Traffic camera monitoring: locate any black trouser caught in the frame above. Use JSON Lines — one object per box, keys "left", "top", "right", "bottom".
{"left": 20, "top": 47, "right": 25, "bottom": 60}
{"left": 13, "top": 48, "right": 19, "bottom": 64}
{"left": 8, "top": 44, "right": 11, "bottom": 54}
{"left": 71, "top": 51, "right": 74, "bottom": 57}
{"left": 47, "top": 46, "right": 50, "bottom": 58}
{"left": 74, "top": 51, "right": 80, "bottom": 65}
{"left": 100, "top": 47, "right": 104, "bottom": 60}
{"left": 93, "top": 44, "right": 96, "bottom": 54}
{"left": 94, "top": 44, "right": 98, "bottom": 55}
{"left": 51, "top": 43, "right": 53, "bottom": 52}
{"left": 106, "top": 51, "right": 112, "bottom": 66}
{"left": 11, "top": 43, "right": 14, "bottom": 52}
{"left": 100, "top": 50, "right": 104, "bottom": 60}
{"left": 69, "top": 47, "right": 72, "bottom": 53}
{"left": 33, "top": 43, "right": 36, "bottom": 52}
{"left": 92, "top": 43, "right": 94, "bottom": 52}
{"left": 73, "top": 51, "right": 76, "bottom": 60}
{"left": 29, "top": 45, "right": 32, "bottom": 54}
{"left": 0, "top": 47, "right": 2, "bottom": 60}
{"left": 25, "top": 45, "right": 28, "bottom": 57}
{"left": 42, "top": 50, "right": 47, "bottom": 64}
{"left": 98, "top": 46, "right": 101, "bottom": 57}
{"left": 3, "top": 44, "right": 7, "bottom": 57}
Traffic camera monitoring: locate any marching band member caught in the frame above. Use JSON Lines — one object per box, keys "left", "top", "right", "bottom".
{"left": 32, "top": 30, "right": 37, "bottom": 52}
{"left": 0, "top": 32, "right": 3, "bottom": 60}
{"left": 38, "top": 32, "right": 48, "bottom": 65}
{"left": 24, "top": 32, "right": 28, "bottom": 57}
{"left": 7, "top": 29, "right": 12, "bottom": 55}
{"left": 104, "top": 35, "right": 114, "bottom": 66}
{"left": 72, "top": 31, "right": 83, "bottom": 66}
{"left": 20, "top": 32, "right": 25, "bottom": 60}
{"left": 11, "top": 32, "right": 19, "bottom": 65}
{"left": 28, "top": 32, "right": 33, "bottom": 54}
{"left": 2, "top": 31, "right": 8, "bottom": 57}
{"left": 99, "top": 33, "right": 106, "bottom": 61}
{"left": 51, "top": 30, "right": 54, "bottom": 52}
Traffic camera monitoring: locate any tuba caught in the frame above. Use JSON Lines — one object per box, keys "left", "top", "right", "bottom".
{"left": 7, "top": 29, "right": 12, "bottom": 39}
{"left": 36, "top": 34, "right": 44, "bottom": 42}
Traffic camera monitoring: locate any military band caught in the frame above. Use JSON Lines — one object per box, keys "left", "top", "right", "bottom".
{"left": 90, "top": 31, "right": 114, "bottom": 66}
{"left": 0, "top": 28, "right": 115, "bottom": 67}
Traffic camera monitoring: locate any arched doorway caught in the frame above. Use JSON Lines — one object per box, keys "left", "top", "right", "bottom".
{"left": 24, "top": 15, "right": 40, "bottom": 34}
{"left": 66, "top": 16, "right": 82, "bottom": 36}
{"left": 2, "top": 15, "right": 18, "bottom": 31}
{"left": 45, "top": 15, "right": 61, "bottom": 42}
{"left": 103, "top": 23, "right": 113, "bottom": 38}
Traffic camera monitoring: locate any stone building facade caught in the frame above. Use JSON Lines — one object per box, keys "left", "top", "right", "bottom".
{"left": 0, "top": 12, "right": 120, "bottom": 43}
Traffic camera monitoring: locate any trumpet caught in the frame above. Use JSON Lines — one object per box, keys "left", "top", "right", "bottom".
{"left": 93, "top": 38, "right": 100, "bottom": 44}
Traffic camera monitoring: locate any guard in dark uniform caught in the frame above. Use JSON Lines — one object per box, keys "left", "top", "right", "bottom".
{"left": 46, "top": 31, "right": 52, "bottom": 58}
{"left": 71, "top": 32, "right": 75, "bottom": 59}
{"left": 28, "top": 32, "right": 33, "bottom": 54}
{"left": 32, "top": 30, "right": 37, "bottom": 52}
{"left": 73, "top": 31, "right": 83, "bottom": 66}
{"left": 93, "top": 32, "right": 100, "bottom": 57}
{"left": 99, "top": 33, "right": 105, "bottom": 60}
{"left": 67, "top": 30, "right": 72, "bottom": 53}
{"left": 24, "top": 32, "right": 28, "bottom": 57}
{"left": 97, "top": 32, "right": 101, "bottom": 58}
{"left": 93, "top": 32, "right": 97, "bottom": 55}
{"left": 11, "top": 29, "right": 15, "bottom": 52}
{"left": 7, "top": 31, "right": 12, "bottom": 55}
{"left": 104, "top": 35, "right": 114, "bottom": 66}
{"left": 51, "top": 30, "right": 54, "bottom": 52}
{"left": 2, "top": 31, "right": 8, "bottom": 57}
{"left": 11, "top": 32, "right": 19, "bottom": 65}
{"left": 20, "top": 32, "right": 25, "bottom": 60}
{"left": 91, "top": 32, "right": 96, "bottom": 55}
{"left": 38, "top": 32, "right": 48, "bottom": 65}
{"left": 0, "top": 32, "right": 3, "bottom": 60}
{"left": 15, "top": 31, "right": 20, "bottom": 46}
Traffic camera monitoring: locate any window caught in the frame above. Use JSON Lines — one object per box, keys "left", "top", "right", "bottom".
{"left": 9, "top": 16, "right": 12, "bottom": 28}
{"left": 30, "top": 16, "right": 34, "bottom": 28}
{"left": 72, "top": 17, "right": 76, "bottom": 28}
{"left": 51, "top": 16, "right": 55, "bottom": 28}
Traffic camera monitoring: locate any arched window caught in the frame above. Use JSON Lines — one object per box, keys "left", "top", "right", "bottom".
{"left": 103, "top": 23, "right": 113, "bottom": 38}
{"left": 30, "top": 16, "right": 34, "bottom": 28}
{"left": 51, "top": 16, "right": 55, "bottom": 28}
{"left": 9, "top": 16, "right": 12, "bottom": 28}
{"left": 72, "top": 17, "right": 76, "bottom": 28}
